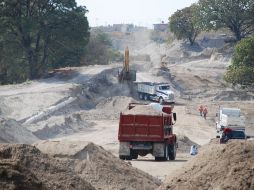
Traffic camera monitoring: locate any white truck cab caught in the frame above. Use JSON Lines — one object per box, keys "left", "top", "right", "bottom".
{"left": 137, "top": 82, "right": 175, "bottom": 104}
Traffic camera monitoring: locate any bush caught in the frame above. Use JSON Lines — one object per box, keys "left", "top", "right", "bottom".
{"left": 224, "top": 36, "right": 254, "bottom": 86}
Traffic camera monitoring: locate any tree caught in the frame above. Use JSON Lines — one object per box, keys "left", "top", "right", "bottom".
{"left": 198, "top": 0, "right": 254, "bottom": 41}
{"left": 0, "top": 0, "right": 89, "bottom": 83}
{"left": 169, "top": 4, "right": 201, "bottom": 45}
{"left": 224, "top": 36, "right": 254, "bottom": 86}
{"left": 81, "top": 29, "right": 122, "bottom": 65}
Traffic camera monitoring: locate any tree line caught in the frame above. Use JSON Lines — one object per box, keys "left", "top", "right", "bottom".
{"left": 169, "top": 0, "right": 254, "bottom": 87}
{"left": 0, "top": 0, "right": 120, "bottom": 85}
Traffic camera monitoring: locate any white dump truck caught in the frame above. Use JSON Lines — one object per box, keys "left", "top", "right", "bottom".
{"left": 137, "top": 82, "right": 175, "bottom": 104}
{"left": 216, "top": 108, "right": 245, "bottom": 132}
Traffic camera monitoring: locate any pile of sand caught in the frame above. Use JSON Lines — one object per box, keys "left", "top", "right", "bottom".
{"left": 123, "top": 105, "right": 162, "bottom": 115}
{"left": 35, "top": 140, "right": 161, "bottom": 190}
{"left": 158, "top": 140, "right": 254, "bottom": 190}
{"left": 0, "top": 117, "right": 38, "bottom": 144}
{"left": 0, "top": 144, "right": 95, "bottom": 190}
{"left": 27, "top": 112, "right": 93, "bottom": 139}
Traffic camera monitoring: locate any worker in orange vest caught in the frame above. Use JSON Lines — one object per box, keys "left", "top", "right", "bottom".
{"left": 203, "top": 106, "right": 208, "bottom": 119}
{"left": 198, "top": 105, "right": 203, "bottom": 116}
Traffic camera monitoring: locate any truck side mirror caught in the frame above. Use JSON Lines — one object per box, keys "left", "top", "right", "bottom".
{"left": 216, "top": 113, "right": 218, "bottom": 117}
{"left": 173, "top": 113, "right": 177, "bottom": 121}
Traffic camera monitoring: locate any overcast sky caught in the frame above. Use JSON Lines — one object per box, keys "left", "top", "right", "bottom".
{"left": 76, "top": 0, "right": 198, "bottom": 27}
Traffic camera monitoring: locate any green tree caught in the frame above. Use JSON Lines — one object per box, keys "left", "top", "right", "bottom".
{"left": 0, "top": 0, "right": 89, "bottom": 83}
{"left": 224, "top": 36, "right": 254, "bottom": 86}
{"left": 198, "top": 0, "right": 254, "bottom": 41}
{"left": 169, "top": 4, "right": 201, "bottom": 45}
{"left": 82, "top": 29, "right": 122, "bottom": 65}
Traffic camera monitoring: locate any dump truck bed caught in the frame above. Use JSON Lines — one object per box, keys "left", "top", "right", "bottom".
{"left": 118, "top": 113, "right": 166, "bottom": 142}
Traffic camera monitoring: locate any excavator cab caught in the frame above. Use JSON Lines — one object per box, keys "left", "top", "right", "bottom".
{"left": 118, "top": 46, "right": 136, "bottom": 82}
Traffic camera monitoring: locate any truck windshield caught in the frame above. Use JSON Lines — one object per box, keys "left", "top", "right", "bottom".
{"left": 159, "top": 85, "right": 170, "bottom": 90}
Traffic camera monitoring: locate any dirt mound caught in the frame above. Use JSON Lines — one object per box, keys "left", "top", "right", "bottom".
{"left": 0, "top": 144, "right": 95, "bottom": 190}
{"left": 214, "top": 90, "right": 254, "bottom": 101}
{"left": 96, "top": 96, "right": 133, "bottom": 111}
{"left": 0, "top": 117, "right": 38, "bottom": 144}
{"left": 35, "top": 140, "right": 161, "bottom": 190}
{"left": 123, "top": 105, "right": 162, "bottom": 115}
{"left": 159, "top": 140, "right": 254, "bottom": 190}
{"left": 27, "top": 112, "right": 93, "bottom": 139}
{"left": 177, "top": 135, "right": 200, "bottom": 153}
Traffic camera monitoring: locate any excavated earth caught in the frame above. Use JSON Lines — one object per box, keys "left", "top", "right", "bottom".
{"left": 158, "top": 140, "right": 254, "bottom": 190}
{"left": 0, "top": 144, "right": 95, "bottom": 190}
{"left": 35, "top": 140, "right": 161, "bottom": 190}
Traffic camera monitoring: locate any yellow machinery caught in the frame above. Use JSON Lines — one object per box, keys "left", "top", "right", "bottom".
{"left": 118, "top": 46, "right": 136, "bottom": 82}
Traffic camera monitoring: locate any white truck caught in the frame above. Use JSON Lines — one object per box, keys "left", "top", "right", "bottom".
{"left": 137, "top": 82, "right": 175, "bottom": 104}
{"left": 216, "top": 108, "right": 245, "bottom": 133}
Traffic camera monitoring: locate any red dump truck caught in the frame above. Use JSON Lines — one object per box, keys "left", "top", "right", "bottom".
{"left": 118, "top": 103, "right": 177, "bottom": 161}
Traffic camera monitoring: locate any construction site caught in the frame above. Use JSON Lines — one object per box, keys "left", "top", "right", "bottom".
{"left": 1, "top": 22, "right": 254, "bottom": 190}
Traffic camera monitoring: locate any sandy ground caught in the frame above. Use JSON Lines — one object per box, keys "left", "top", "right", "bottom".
{"left": 1, "top": 37, "right": 254, "bottom": 187}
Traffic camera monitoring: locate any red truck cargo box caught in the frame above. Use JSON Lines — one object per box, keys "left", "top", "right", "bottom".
{"left": 118, "top": 114, "right": 165, "bottom": 142}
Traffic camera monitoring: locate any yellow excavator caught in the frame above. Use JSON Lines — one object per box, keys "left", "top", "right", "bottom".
{"left": 118, "top": 46, "right": 136, "bottom": 82}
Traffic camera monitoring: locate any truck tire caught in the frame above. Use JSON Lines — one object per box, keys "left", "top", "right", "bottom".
{"left": 155, "top": 144, "right": 168, "bottom": 161}
{"left": 131, "top": 154, "right": 138, "bottom": 159}
{"left": 163, "top": 144, "right": 169, "bottom": 161}
{"left": 168, "top": 144, "right": 176, "bottom": 160}
{"left": 125, "top": 156, "right": 132, "bottom": 160}
{"left": 119, "top": 155, "right": 125, "bottom": 160}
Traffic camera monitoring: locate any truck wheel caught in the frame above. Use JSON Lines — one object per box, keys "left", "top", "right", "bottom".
{"left": 155, "top": 144, "right": 168, "bottom": 161}
{"left": 163, "top": 144, "right": 169, "bottom": 161}
{"left": 168, "top": 144, "right": 176, "bottom": 160}
{"left": 132, "top": 154, "right": 138, "bottom": 159}
{"left": 119, "top": 155, "right": 125, "bottom": 160}
{"left": 155, "top": 156, "right": 163, "bottom": 161}
{"left": 139, "top": 93, "right": 144, "bottom": 100}
{"left": 125, "top": 156, "right": 132, "bottom": 160}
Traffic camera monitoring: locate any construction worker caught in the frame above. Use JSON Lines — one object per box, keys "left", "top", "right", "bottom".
{"left": 198, "top": 105, "right": 203, "bottom": 116}
{"left": 203, "top": 106, "right": 208, "bottom": 119}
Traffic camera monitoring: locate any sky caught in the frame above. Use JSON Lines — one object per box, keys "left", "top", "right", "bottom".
{"left": 76, "top": 0, "right": 198, "bottom": 28}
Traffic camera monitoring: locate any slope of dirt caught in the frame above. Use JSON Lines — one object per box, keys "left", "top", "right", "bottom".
{"left": 158, "top": 140, "right": 254, "bottom": 190}
{"left": 0, "top": 117, "right": 38, "bottom": 144}
{"left": 26, "top": 112, "right": 94, "bottom": 140}
{"left": 35, "top": 140, "right": 161, "bottom": 190}
{"left": 177, "top": 135, "right": 200, "bottom": 153}
{"left": 0, "top": 144, "right": 95, "bottom": 190}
